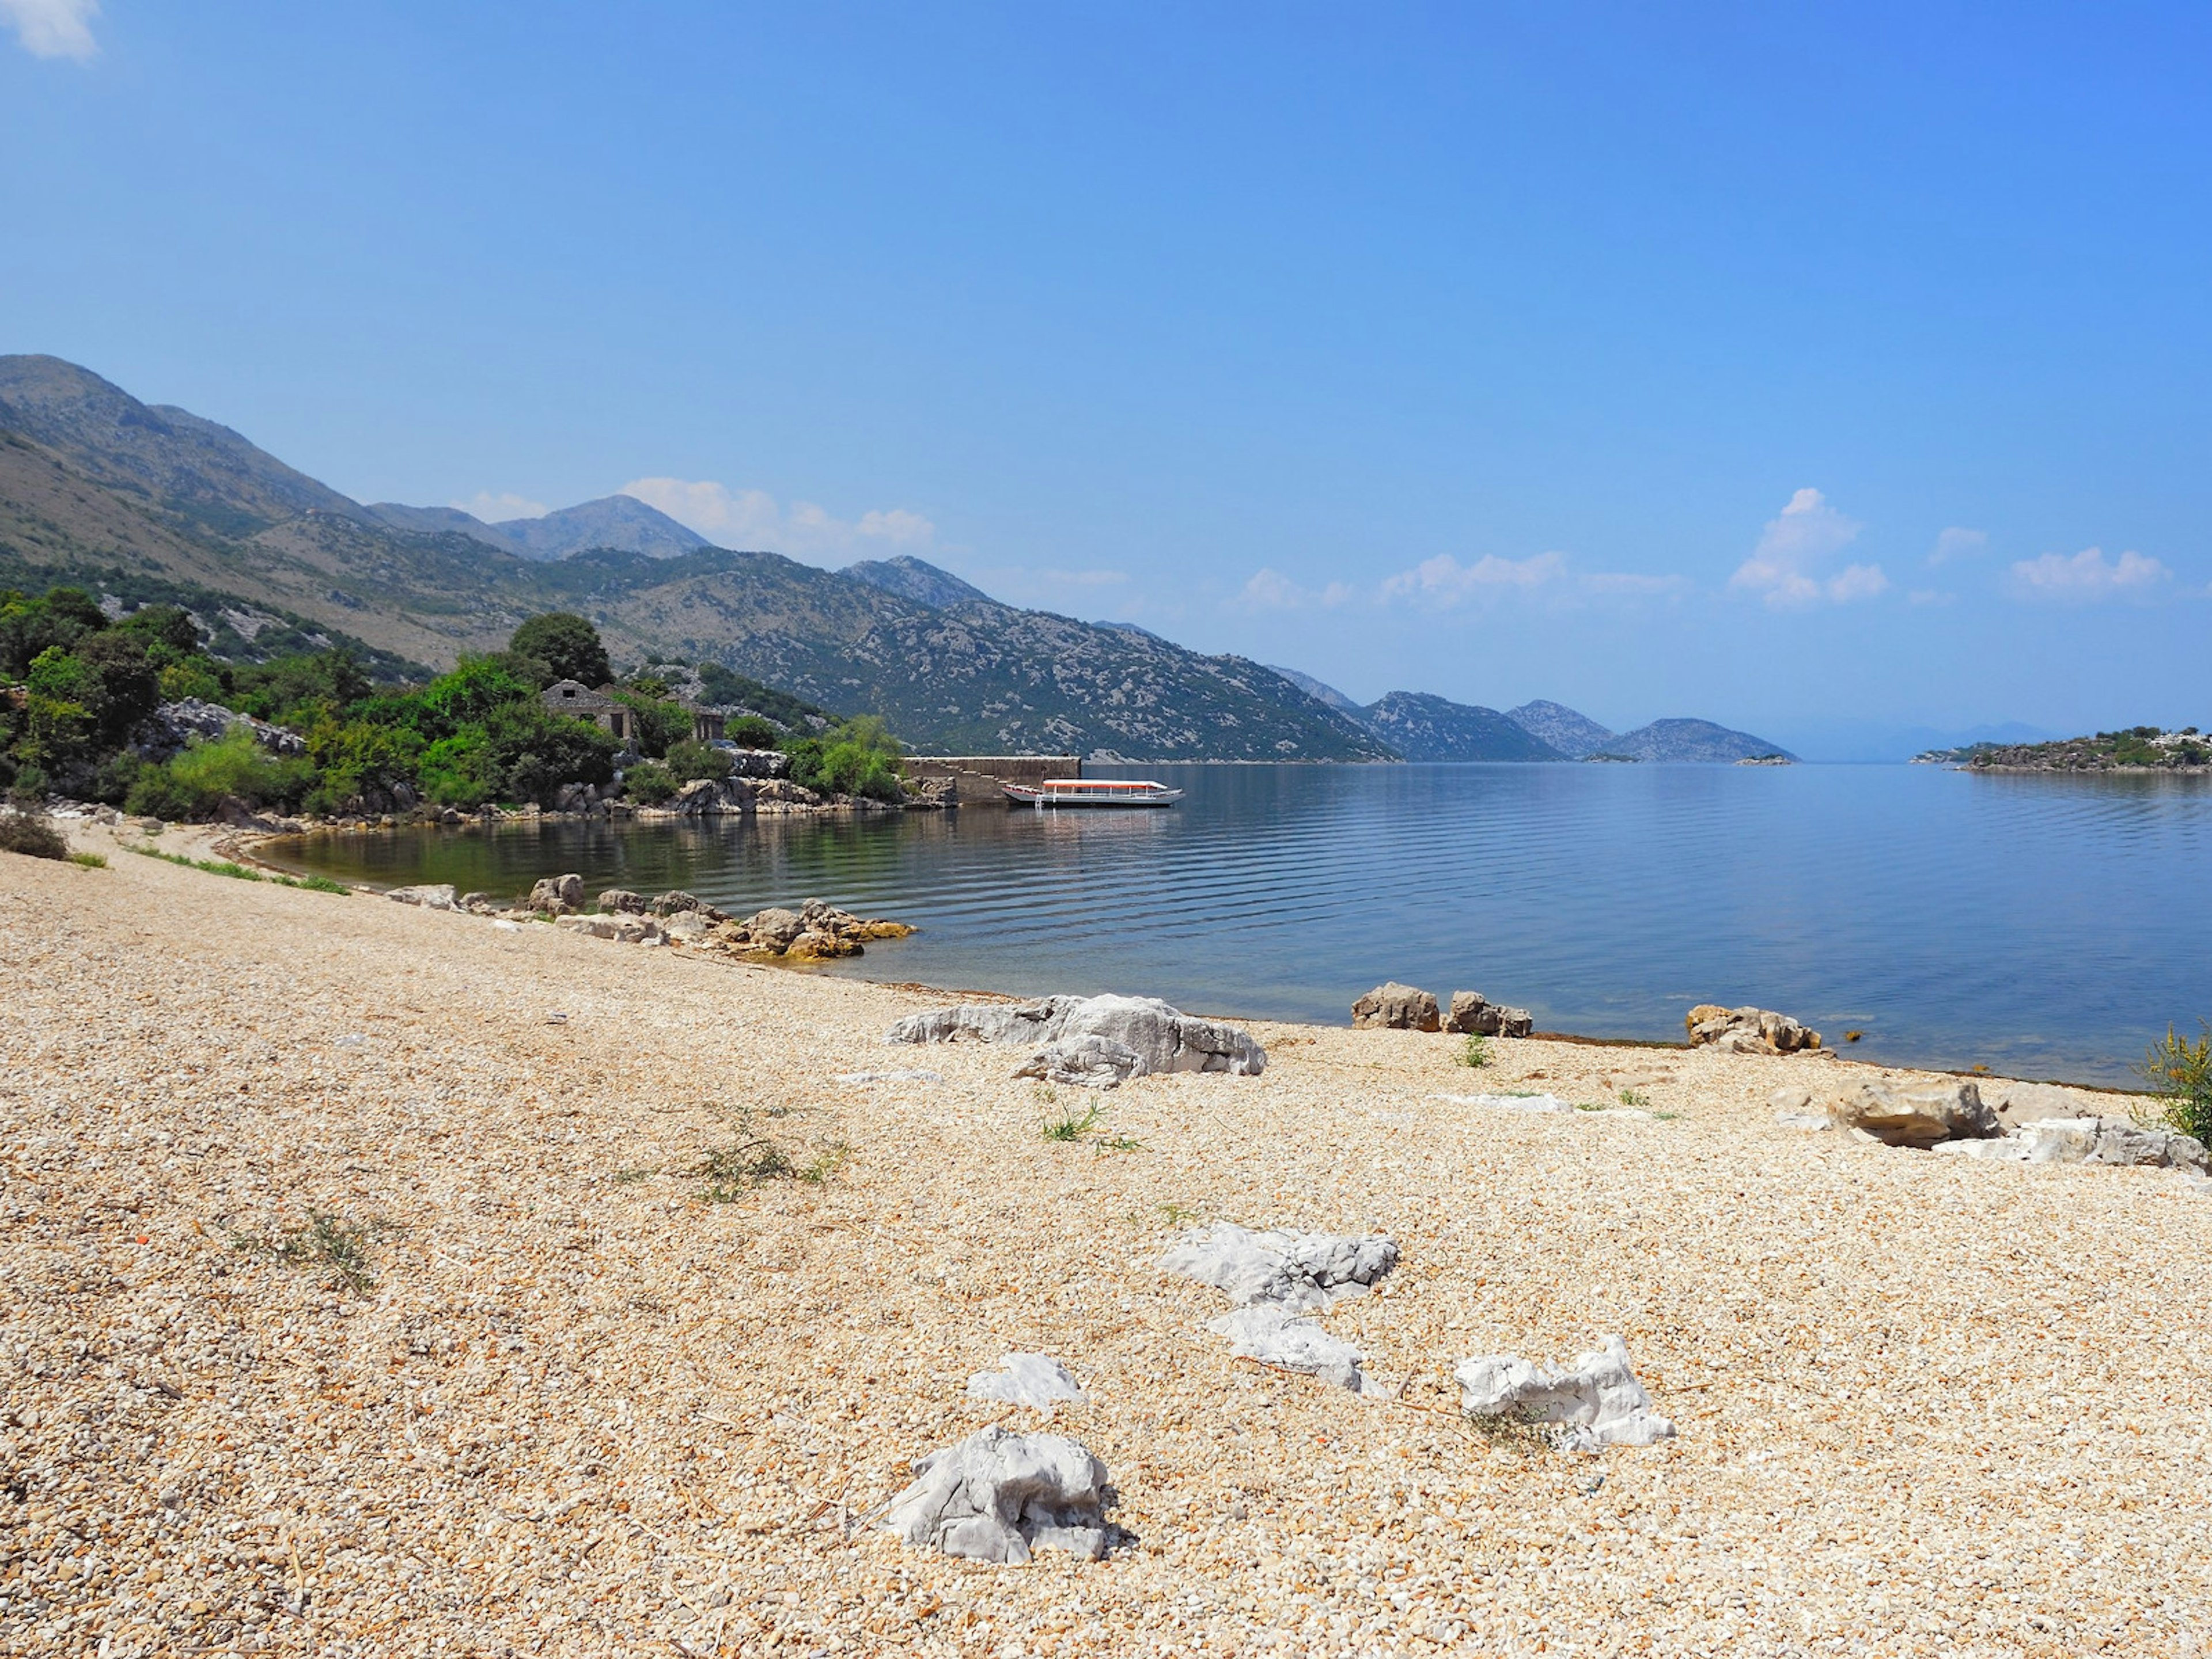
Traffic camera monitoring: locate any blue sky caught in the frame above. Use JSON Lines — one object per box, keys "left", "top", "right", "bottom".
{"left": 3, "top": 2, "right": 2207, "bottom": 752}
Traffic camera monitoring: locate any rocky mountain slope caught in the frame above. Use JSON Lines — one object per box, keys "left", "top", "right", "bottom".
{"left": 1505, "top": 699, "right": 1618, "bottom": 759}
{"left": 844, "top": 554, "right": 991, "bottom": 608}
{"left": 1357, "top": 692, "right": 1566, "bottom": 761}
{"left": 1266, "top": 664, "right": 1362, "bottom": 714}
{"left": 0, "top": 355, "right": 1387, "bottom": 759}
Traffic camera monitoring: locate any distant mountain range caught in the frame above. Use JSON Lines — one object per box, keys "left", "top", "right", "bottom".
{"left": 0, "top": 354, "right": 1387, "bottom": 759}
{"left": 0, "top": 352, "right": 1798, "bottom": 763}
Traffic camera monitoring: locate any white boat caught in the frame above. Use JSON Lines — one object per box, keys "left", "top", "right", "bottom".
{"left": 1004, "top": 778, "right": 1183, "bottom": 808}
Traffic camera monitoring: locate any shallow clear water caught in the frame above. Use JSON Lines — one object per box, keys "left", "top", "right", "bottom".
{"left": 266, "top": 763, "right": 2212, "bottom": 1086}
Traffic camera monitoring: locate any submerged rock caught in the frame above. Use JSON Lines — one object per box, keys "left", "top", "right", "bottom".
{"left": 1455, "top": 1335, "right": 1676, "bottom": 1452}
{"left": 1352, "top": 982, "right": 1441, "bottom": 1032}
{"left": 882, "top": 1427, "right": 1112, "bottom": 1565}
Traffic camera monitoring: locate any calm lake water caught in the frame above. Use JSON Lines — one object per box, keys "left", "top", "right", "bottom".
{"left": 266, "top": 763, "right": 2212, "bottom": 1087}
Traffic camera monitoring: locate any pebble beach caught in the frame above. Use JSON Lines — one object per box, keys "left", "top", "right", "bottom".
{"left": 3, "top": 823, "right": 2208, "bottom": 1657}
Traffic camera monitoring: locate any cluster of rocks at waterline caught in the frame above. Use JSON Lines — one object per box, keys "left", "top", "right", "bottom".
{"left": 1687, "top": 1004, "right": 1823, "bottom": 1054}
{"left": 1456, "top": 1336, "right": 1677, "bottom": 1452}
{"left": 887, "top": 994, "right": 1267, "bottom": 1089}
{"left": 1775, "top": 1075, "right": 2210, "bottom": 1172}
{"left": 384, "top": 878, "right": 914, "bottom": 963}
{"left": 1351, "top": 982, "right": 1533, "bottom": 1037}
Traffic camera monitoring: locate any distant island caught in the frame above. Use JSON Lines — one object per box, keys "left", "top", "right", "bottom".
{"left": 1916, "top": 726, "right": 2211, "bottom": 771}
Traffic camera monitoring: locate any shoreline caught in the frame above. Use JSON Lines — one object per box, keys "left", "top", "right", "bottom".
{"left": 7, "top": 817, "right": 2207, "bottom": 1653}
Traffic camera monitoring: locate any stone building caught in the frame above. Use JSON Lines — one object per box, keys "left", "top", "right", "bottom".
{"left": 541, "top": 679, "right": 637, "bottom": 744}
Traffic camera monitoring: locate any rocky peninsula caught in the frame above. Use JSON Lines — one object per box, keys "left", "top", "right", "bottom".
{"left": 3, "top": 816, "right": 2208, "bottom": 1654}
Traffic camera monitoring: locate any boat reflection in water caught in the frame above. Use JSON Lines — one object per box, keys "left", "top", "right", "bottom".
{"left": 1003, "top": 778, "right": 1184, "bottom": 808}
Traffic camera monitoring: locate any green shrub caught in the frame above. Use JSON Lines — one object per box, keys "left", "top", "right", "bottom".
{"left": 783, "top": 716, "right": 904, "bottom": 801}
{"left": 608, "top": 689, "right": 690, "bottom": 757}
{"left": 1459, "top": 1032, "right": 1491, "bottom": 1068}
{"left": 666, "top": 737, "right": 732, "bottom": 783}
{"left": 624, "top": 759, "right": 677, "bottom": 803}
{"left": 2140, "top": 1022, "right": 2212, "bottom": 1145}
{"left": 125, "top": 728, "right": 312, "bottom": 819}
{"left": 0, "top": 810, "right": 67, "bottom": 860}
{"left": 508, "top": 612, "right": 611, "bottom": 690}
{"left": 727, "top": 714, "right": 779, "bottom": 748}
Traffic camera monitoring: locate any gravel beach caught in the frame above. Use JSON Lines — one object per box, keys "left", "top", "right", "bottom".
{"left": 4, "top": 825, "right": 2207, "bottom": 1657}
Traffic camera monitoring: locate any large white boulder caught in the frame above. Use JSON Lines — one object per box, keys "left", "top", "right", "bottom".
{"left": 1835, "top": 1079, "right": 1998, "bottom": 1148}
{"left": 1937, "top": 1116, "right": 2209, "bottom": 1172}
{"left": 881, "top": 1427, "right": 1111, "bottom": 1565}
{"left": 1455, "top": 1335, "right": 1675, "bottom": 1452}
{"left": 887, "top": 994, "right": 1264, "bottom": 1084}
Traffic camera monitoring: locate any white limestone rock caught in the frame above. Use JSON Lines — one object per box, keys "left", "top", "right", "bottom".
{"left": 1160, "top": 1222, "right": 1399, "bottom": 1312}
{"left": 386, "top": 884, "right": 457, "bottom": 910}
{"left": 1435, "top": 1092, "right": 1574, "bottom": 1114}
{"left": 965, "top": 1353, "right": 1087, "bottom": 1410}
{"left": 1935, "top": 1116, "right": 2209, "bottom": 1172}
{"left": 832, "top": 1069, "right": 944, "bottom": 1086}
{"left": 881, "top": 1427, "right": 1111, "bottom": 1565}
{"left": 1013, "top": 1033, "right": 1146, "bottom": 1089}
{"left": 1207, "top": 1304, "right": 1373, "bottom": 1393}
{"left": 1455, "top": 1335, "right": 1676, "bottom": 1453}
{"left": 887, "top": 993, "right": 1265, "bottom": 1080}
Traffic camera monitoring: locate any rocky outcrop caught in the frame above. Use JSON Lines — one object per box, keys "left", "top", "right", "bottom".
{"left": 1352, "top": 983, "right": 1441, "bottom": 1032}
{"left": 1686, "top": 1004, "right": 1823, "bottom": 1054}
{"left": 136, "top": 698, "right": 306, "bottom": 762}
{"left": 1446, "top": 990, "right": 1532, "bottom": 1038}
{"left": 1771, "top": 1078, "right": 1999, "bottom": 1148}
{"left": 706, "top": 897, "right": 914, "bottom": 963}
{"left": 555, "top": 914, "right": 666, "bottom": 945}
{"left": 631, "top": 777, "right": 831, "bottom": 817}
{"left": 888, "top": 993, "right": 1266, "bottom": 1085}
{"left": 528, "top": 873, "right": 584, "bottom": 914}
{"left": 1455, "top": 1335, "right": 1675, "bottom": 1452}
{"left": 882, "top": 1427, "right": 1112, "bottom": 1565}
{"left": 1937, "top": 1116, "right": 2209, "bottom": 1172}
{"left": 386, "top": 883, "right": 457, "bottom": 910}
{"left": 596, "top": 888, "right": 647, "bottom": 914}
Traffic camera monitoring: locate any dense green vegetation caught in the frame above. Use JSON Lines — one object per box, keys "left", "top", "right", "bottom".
{"left": 1965, "top": 726, "right": 2209, "bottom": 770}
{"left": 0, "top": 586, "right": 907, "bottom": 816}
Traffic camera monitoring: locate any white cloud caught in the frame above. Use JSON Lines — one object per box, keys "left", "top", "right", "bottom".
{"left": 2007, "top": 547, "right": 2169, "bottom": 603}
{"left": 1729, "top": 487, "right": 1885, "bottom": 607}
{"left": 1381, "top": 550, "right": 1568, "bottom": 604}
{"left": 2, "top": 0, "right": 96, "bottom": 59}
{"left": 453, "top": 490, "right": 549, "bottom": 522}
{"left": 1237, "top": 569, "right": 1357, "bottom": 611}
{"left": 1930, "top": 527, "right": 1987, "bottom": 565}
{"left": 619, "top": 477, "right": 935, "bottom": 562}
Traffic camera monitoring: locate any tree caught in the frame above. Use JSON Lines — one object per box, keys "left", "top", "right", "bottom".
{"left": 508, "top": 613, "right": 611, "bottom": 690}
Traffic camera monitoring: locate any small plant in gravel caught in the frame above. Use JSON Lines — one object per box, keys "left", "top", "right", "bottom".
{"left": 1093, "top": 1134, "right": 1145, "bottom": 1154}
{"left": 2138, "top": 1021, "right": 2212, "bottom": 1143}
{"left": 233, "top": 1210, "right": 386, "bottom": 1291}
{"left": 1463, "top": 1403, "right": 1556, "bottom": 1453}
{"left": 1158, "top": 1201, "right": 1200, "bottom": 1226}
{"left": 67, "top": 850, "right": 107, "bottom": 869}
{"left": 695, "top": 1108, "right": 848, "bottom": 1202}
{"left": 0, "top": 811, "right": 68, "bottom": 861}
{"left": 1458, "top": 1032, "right": 1491, "bottom": 1069}
{"left": 1619, "top": 1088, "right": 1651, "bottom": 1108}
{"left": 1041, "top": 1100, "right": 1105, "bottom": 1143}
{"left": 610, "top": 1166, "right": 656, "bottom": 1184}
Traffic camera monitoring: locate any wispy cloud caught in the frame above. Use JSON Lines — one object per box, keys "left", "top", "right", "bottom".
{"left": 1729, "top": 488, "right": 1887, "bottom": 607}
{"left": 1930, "top": 527, "right": 1987, "bottom": 565}
{"left": 619, "top": 478, "right": 935, "bottom": 561}
{"left": 2007, "top": 547, "right": 2169, "bottom": 603}
{"left": 1237, "top": 569, "right": 1357, "bottom": 611}
{"left": 2, "top": 0, "right": 97, "bottom": 59}
{"left": 1380, "top": 550, "right": 1568, "bottom": 604}
{"left": 453, "top": 490, "right": 549, "bottom": 522}
{"left": 1240, "top": 550, "right": 1685, "bottom": 613}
